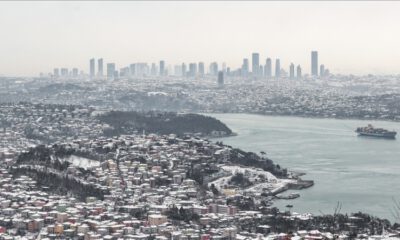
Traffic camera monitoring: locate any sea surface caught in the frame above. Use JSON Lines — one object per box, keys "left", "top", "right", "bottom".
{"left": 208, "top": 113, "right": 400, "bottom": 222}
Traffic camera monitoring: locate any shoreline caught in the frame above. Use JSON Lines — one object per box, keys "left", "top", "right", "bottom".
{"left": 200, "top": 111, "right": 400, "bottom": 125}
{"left": 204, "top": 132, "right": 238, "bottom": 139}
{"left": 202, "top": 112, "right": 400, "bottom": 223}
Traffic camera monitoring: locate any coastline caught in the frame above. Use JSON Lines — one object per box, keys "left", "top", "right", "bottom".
{"left": 199, "top": 111, "right": 400, "bottom": 125}
{"left": 203, "top": 116, "right": 315, "bottom": 201}
{"left": 202, "top": 112, "right": 400, "bottom": 223}
{"left": 204, "top": 132, "right": 238, "bottom": 139}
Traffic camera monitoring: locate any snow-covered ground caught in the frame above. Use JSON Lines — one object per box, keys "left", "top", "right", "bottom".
{"left": 208, "top": 165, "right": 296, "bottom": 194}
{"left": 63, "top": 155, "right": 100, "bottom": 169}
{"left": 220, "top": 165, "right": 277, "bottom": 182}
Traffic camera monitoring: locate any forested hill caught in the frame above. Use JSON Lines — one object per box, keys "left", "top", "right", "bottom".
{"left": 97, "top": 111, "right": 233, "bottom": 137}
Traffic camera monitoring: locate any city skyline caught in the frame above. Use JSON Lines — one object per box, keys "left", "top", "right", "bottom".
{"left": 47, "top": 50, "right": 325, "bottom": 80}
{"left": 2, "top": 1, "right": 400, "bottom": 76}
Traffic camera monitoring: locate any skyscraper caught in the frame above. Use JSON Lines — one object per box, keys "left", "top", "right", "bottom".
{"left": 198, "top": 62, "right": 205, "bottom": 76}
{"left": 61, "top": 68, "right": 68, "bottom": 77}
{"left": 129, "top": 64, "right": 136, "bottom": 77}
{"left": 159, "top": 60, "right": 165, "bottom": 76}
{"left": 311, "top": 51, "right": 318, "bottom": 76}
{"left": 181, "top": 63, "right": 187, "bottom": 77}
{"left": 135, "top": 63, "right": 147, "bottom": 77}
{"left": 174, "top": 65, "right": 181, "bottom": 76}
{"left": 98, "top": 58, "right": 103, "bottom": 77}
{"left": 252, "top": 53, "right": 260, "bottom": 77}
{"left": 289, "top": 63, "right": 295, "bottom": 80}
{"left": 218, "top": 71, "right": 224, "bottom": 87}
{"left": 72, "top": 68, "right": 78, "bottom": 78}
{"left": 275, "top": 59, "right": 281, "bottom": 78}
{"left": 90, "top": 58, "right": 95, "bottom": 79}
{"left": 151, "top": 63, "right": 157, "bottom": 76}
{"left": 107, "top": 63, "right": 115, "bottom": 80}
{"left": 53, "top": 68, "right": 59, "bottom": 78}
{"left": 189, "top": 63, "right": 197, "bottom": 77}
{"left": 297, "top": 65, "right": 302, "bottom": 79}
{"left": 265, "top": 58, "right": 272, "bottom": 79}
{"left": 241, "top": 58, "right": 249, "bottom": 78}
{"left": 320, "top": 64, "right": 325, "bottom": 77}
{"left": 120, "top": 67, "right": 130, "bottom": 77}
{"left": 209, "top": 62, "right": 218, "bottom": 76}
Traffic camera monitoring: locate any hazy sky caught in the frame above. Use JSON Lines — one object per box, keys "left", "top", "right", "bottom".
{"left": 1, "top": 1, "right": 400, "bottom": 76}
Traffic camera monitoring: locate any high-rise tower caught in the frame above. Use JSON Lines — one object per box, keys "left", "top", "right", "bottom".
{"left": 90, "top": 58, "right": 95, "bottom": 79}
{"left": 311, "top": 51, "right": 318, "bottom": 76}
{"left": 252, "top": 53, "right": 260, "bottom": 77}
{"left": 189, "top": 63, "right": 197, "bottom": 77}
{"left": 97, "top": 58, "right": 103, "bottom": 77}
{"left": 275, "top": 59, "right": 281, "bottom": 78}
{"left": 198, "top": 62, "right": 205, "bottom": 76}
{"left": 297, "top": 65, "right": 302, "bottom": 79}
{"left": 265, "top": 58, "right": 272, "bottom": 79}
{"left": 159, "top": 60, "right": 165, "bottom": 76}
{"left": 107, "top": 63, "right": 115, "bottom": 80}
{"left": 289, "top": 63, "right": 295, "bottom": 80}
{"left": 242, "top": 58, "right": 249, "bottom": 78}
{"left": 320, "top": 64, "right": 325, "bottom": 77}
{"left": 218, "top": 71, "right": 224, "bottom": 87}
{"left": 181, "top": 63, "right": 187, "bottom": 77}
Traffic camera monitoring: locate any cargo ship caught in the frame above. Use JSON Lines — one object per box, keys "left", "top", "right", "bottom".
{"left": 355, "top": 124, "right": 397, "bottom": 139}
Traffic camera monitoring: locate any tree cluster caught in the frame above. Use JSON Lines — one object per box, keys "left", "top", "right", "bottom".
{"left": 97, "top": 111, "right": 232, "bottom": 137}
{"left": 166, "top": 205, "right": 200, "bottom": 223}
{"left": 229, "top": 172, "right": 252, "bottom": 188}
{"left": 228, "top": 149, "right": 288, "bottom": 177}
{"left": 11, "top": 167, "right": 109, "bottom": 201}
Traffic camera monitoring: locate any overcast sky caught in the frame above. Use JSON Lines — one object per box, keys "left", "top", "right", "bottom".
{"left": 1, "top": 1, "right": 400, "bottom": 76}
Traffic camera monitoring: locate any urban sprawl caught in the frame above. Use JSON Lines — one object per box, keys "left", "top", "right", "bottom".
{"left": 1, "top": 52, "right": 400, "bottom": 240}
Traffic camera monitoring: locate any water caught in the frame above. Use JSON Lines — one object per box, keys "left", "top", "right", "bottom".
{"left": 208, "top": 113, "right": 400, "bottom": 222}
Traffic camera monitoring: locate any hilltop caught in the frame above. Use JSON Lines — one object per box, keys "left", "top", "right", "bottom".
{"left": 97, "top": 110, "right": 233, "bottom": 138}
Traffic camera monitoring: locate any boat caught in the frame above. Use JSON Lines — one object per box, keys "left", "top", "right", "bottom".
{"left": 355, "top": 124, "right": 397, "bottom": 139}
{"left": 275, "top": 192, "right": 300, "bottom": 200}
